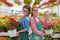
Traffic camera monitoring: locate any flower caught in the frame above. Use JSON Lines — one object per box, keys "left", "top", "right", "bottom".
{"left": 14, "top": 22, "right": 20, "bottom": 25}
{"left": 9, "top": 18, "right": 16, "bottom": 22}
{"left": 6, "top": 18, "right": 20, "bottom": 30}
{"left": 0, "top": 16, "right": 20, "bottom": 30}
{"left": 9, "top": 18, "right": 20, "bottom": 24}
{"left": 9, "top": 25, "right": 14, "bottom": 29}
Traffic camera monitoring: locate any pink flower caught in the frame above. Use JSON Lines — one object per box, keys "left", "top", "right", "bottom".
{"left": 9, "top": 18, "right": 20, "bottom": 25}
{"left": 9, "top": 18, "right": 16, "bottom": 22}
{"left": 10, "top": 25, "right": 14, "bottom": 29}
{"left": 42, "top": 21, "right": 51, "bottom": 29}
{"left": 14, "top": 22, "right": 20, "bottom": 25}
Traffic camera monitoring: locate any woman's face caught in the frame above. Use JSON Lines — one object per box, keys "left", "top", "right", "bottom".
{"left": 23, "top": 8, "right": 29, "bottom": 16}
{"left": 32, "top": 8, "right": 38, "bottom": 16}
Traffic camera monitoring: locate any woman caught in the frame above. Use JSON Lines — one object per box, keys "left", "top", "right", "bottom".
{"left": 30, "top": 7, "right": 50, "bottom": 40}
{"left": 17, "top": 5, "right": 31, "bottom": 40}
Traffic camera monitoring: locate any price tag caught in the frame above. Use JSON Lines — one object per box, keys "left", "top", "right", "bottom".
{"left": 8, "top": 29, "right": 17, "bottom": 37}
{"left": 45, "top": 29, "right": 53, "bottom": 34}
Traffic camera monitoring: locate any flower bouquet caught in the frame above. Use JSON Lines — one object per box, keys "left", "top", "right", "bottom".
{"left": 0, "top": 16, "right": 20, "bottom": 31}
{"left": 5, "top": 18, "right": 20, "bottom": 30}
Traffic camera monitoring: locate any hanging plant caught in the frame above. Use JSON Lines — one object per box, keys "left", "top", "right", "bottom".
{"left": 35, "top": 0, "right": 41, "bottom": 4}
{"left": 24, "top": 0, "right": 32, "bottom": 5}
{"left": 48, "top": 0, "right": 57, "bottom": 3}
{"left": 54, "top": 1, "right": 58, "bottom": 6}
{"left": 14, "top": 0, "right": 21, "bottom": 5}
{"left": 38, "top": 1, "right": 49, "bottom": 8}
{"left": 49, "top": 3, "right": 54, "bottom": 7}
{"left": 40, "top": 6, "right": 49, "bottom": 9}
{"left": 38, "top": 0, "right": 58, "bottom": 8}
{"left": 48, "top": 0, "right": 58, "bottom": 7}
{"left": 1, "top": 0, "right": 13, "bottom": 7}
{"left": 49, "top": 1, "right": 58, "bottom": 7}
{"left": 4, "top": 1, "right": 13, "bottom": 7}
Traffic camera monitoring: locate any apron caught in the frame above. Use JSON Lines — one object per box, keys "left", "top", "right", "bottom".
{"left": 18, "top": 23, "right": 29, "bottom": 40}
{"left": 31, "top": 17, "right": 43, "bottom": 40}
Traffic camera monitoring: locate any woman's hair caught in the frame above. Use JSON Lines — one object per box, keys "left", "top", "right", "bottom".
{"left": 23, "top": 5, "right": 31, "bottom": 16}
{"left": 31, "top": 6, "right": 38, "bottom": 16}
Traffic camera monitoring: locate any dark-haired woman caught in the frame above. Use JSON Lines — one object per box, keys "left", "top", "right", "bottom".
{"left": 30, "top": 7, "right": 50, "bottom": 40}
{"left": 17, "top": 5, "right": 31, "bottom": 40}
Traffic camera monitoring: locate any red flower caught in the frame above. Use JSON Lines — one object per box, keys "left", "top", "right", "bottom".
{"left": 2, "top": 0, "right": 13, "bottom": 7}
{"left": 10, "top": 25, "right": 14, "bottom": 29}
{"left": 4, "top": 1, "right": 13, "bottom": 7}
{"left": 9, "top": 18, "right": 20, "bottom": 24}
{"left": 14, "top": 22, "right": 20, "bottom": 25}
{"left": 9, "top": 18, "right": 16, "bottom": 22}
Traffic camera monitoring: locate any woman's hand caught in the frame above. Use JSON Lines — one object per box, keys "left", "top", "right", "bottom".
{"left": 43, "top": 33, "right": 47, "bottom": 36}
{"left": 29, "top": 27, "right": 33, "bottom": 36}
{"left": 16, "top": 32, "right": 20, "bottom": 36}
{"left": 29, "top": 31, "right": 32, "bottom": 36}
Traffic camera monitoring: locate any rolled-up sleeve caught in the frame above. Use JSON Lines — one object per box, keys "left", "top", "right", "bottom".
{"left": 30, "top": 17, "right": 45, "bottom": 36}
